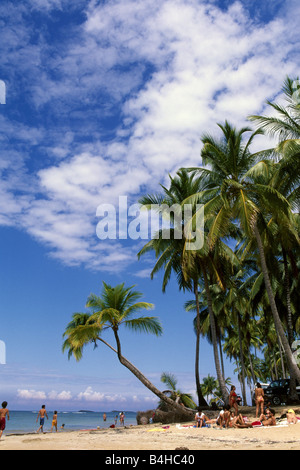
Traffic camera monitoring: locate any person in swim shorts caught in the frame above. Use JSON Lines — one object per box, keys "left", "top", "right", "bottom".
{"left": 0, "top": 401, "right": 10, "bottom": 439}
{"left": 36, "top": 405, "right": 48, "bottom": 433}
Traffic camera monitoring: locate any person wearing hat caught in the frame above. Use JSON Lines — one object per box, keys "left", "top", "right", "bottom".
{"left": 287, "top": 409, "right": 298, "bottom": 424}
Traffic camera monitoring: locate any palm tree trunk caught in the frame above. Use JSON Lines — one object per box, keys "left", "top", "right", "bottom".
{"left": 282, "top": 247, "right": 294, "bottom": 346}
{"left": 237, "top": 312, "right": 247, "bottom": 406}
{"left": 201, "top": 265, "right": 229, "bottom": 403}
{"left": 219, "top": 338, "right": 225, "bottom": 379}
{"left": 107, "top": 332, "right": 194, "bottom": 416}
{"left": 194, "top": 281, "right": 208, "bottom": 408}
{"left": 248, "top": 352, "right": 256, "bottom": 387}
{"left": 253, "top": 223, "right": 300, "bottom": 382}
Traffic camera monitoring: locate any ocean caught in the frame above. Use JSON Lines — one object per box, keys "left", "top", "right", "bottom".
{"left": 4, "top": 410, "right": 138, "bottom": 434}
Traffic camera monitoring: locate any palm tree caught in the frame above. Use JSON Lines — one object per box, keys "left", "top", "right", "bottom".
{"left": 201, "top": 374, "right": 219, "bottom": 404}
{"left": 186, "top": 121, "right": 300, "bottom": 383}
{"left": 159, "top": 372, "right": 197, "bottom": 409}
{"left": 138, "top": 169, "right": 236, "bottom": 404}
{"left": 63, "top": 282, "right": 193, "bottom": 416}
{"left": 249, "top": 76, "right": 300, "bottom": 141}
{"left": 250, "top": 75, "right": 300, "bottom": 353}
{"left": 138, "top": 169, "right": 208, "bottom": 407}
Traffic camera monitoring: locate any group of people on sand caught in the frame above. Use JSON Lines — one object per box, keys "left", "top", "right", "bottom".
{"left": 194, "top": 383, "right": 300, "bottom": 430}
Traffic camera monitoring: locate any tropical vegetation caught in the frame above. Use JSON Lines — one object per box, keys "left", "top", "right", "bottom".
{"left": 63, "top": 76, "right": 300, "bottom": 410}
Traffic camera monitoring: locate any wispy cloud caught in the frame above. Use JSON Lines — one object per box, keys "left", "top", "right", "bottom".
{"left": 1, "top": 0, "right": 299, "bottom": 272}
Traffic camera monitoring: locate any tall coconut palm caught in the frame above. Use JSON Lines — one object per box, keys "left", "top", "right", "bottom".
{"left": 138, "top": 169, "right": 208, "bottom": 407}
{"left": 138, "top": 169, "right": 237, "bottom": 403}
{"left": 186, "top": 121, "right": 300, "bottom": 383}
{"left": 63, "top": 282, "right": 193, "bottom": 416}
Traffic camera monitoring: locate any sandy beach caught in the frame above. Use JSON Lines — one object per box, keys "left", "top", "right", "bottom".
{"left": 1, "top": 407, "right": 300, "bottom": 450}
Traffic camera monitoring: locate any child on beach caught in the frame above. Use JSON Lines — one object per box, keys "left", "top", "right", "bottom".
{"left": 0, "top": 401, "right": 9, "bottom": 439}
{"left": 36, "top": 405, "right": 48, "bottom": 433}
{"left": 51, "top": 411, "right": 58, "bottom": 432}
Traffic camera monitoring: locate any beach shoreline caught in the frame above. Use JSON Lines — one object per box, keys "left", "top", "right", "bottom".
{"left": 1, "top": 406, "right": 300, "bottom": 450}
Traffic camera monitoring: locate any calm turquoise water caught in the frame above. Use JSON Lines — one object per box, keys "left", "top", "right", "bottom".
{"left": 4, "top": 411, "right": 137, "bottom": 434}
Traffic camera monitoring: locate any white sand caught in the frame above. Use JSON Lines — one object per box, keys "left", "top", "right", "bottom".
{"left": 1, "top": 420, "right": 300, "bottom": 450}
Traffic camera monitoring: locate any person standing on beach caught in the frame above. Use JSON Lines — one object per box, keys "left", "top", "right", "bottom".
{"left": 51, "top": 411, "right": 58, "bottom": 432}
{"left": 36, "top": 405, "right": 48, "bottom": 433}
{"left": 120, "top": 412, "right": 125, "bottom": 426}
{"left": 0, "top": 401, "right": 9, "bottom": 439}
{"left": 255, "top": 383, "right": 265, "bottom": 418}
{"left": 229, "top": 386, "right": 239, "bottom": 416}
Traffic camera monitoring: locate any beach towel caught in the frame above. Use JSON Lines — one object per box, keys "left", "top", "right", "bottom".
{"left": 251, "top": 421, "right": 263, "bottom": 427}
{"left": 176, "top": 424, "right": 195, "bottom": 429}
{"left": 147, "top": 426, "right": 170, "bottom": 432}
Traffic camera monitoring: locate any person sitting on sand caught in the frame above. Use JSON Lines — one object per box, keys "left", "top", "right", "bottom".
{"left": 195, "top": 410, "right": 210, "bottom": 428}
{"left": 230, "top": 414, "right": 253, "bottom": 429}
{"left": 255, "top": 383, "right": 265, "bottom": 418}
{"left": 258, "top": 408, "right": 276, "bottom": 426}
{"left": 228, "top": 410, "right": 239, "bottom": 428}
{"left": 214, "top": 405, "right": 231, "bottom": 428}
{"left": 0, "top": 401, "right": 9, "bottom": 439}
{"left": 286, "top": 409, "right": 298, "bottom": 424}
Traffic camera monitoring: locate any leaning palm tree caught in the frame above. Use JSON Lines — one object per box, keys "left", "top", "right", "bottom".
{"left": 63, "top": 282, "right": 193, "bottom": 416}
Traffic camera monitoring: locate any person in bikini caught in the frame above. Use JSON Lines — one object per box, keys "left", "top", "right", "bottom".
{"left": 51, "top": 411, "right": 58, "bottom": 432}
{"left": 255, "top": 383, "right": 265, "bottom": 418}
{"left": 0, "top": 401, "right": 9, "bottom": 439}
{"left": 229, "top": 386, "right": 239, "bottom": 416}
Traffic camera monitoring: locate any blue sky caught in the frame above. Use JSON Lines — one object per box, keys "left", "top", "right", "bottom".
{"left": 0, "top": 0, "right": 299, "bottom": 411}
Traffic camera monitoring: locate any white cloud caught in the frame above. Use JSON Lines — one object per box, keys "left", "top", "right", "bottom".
{"left": 48, "top": 390, "right": 73, "bottom": 401}
{"left": 17, "top": 389, "right": 47, "bottom": 400}
{"left": 76, "top": 386, "right": 126, "bottom": 403}
{"left": 1, "top": 0, "right": 299, "bottom": 272}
